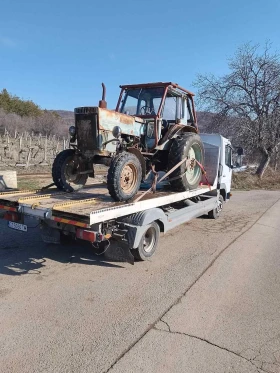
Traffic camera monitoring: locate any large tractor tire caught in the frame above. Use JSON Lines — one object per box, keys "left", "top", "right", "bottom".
{"left": 168, "top": 133, "right": 204, "bottom": 191}
{"left": 107, "top": 152, "right": 142, "bottom": 201}
{"left": 52, "top": 149, "right": 88, "bottom": 192}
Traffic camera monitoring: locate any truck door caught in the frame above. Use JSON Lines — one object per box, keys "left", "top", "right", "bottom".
{"left": 222, "top": 141, "right": 233, "bottom": 198}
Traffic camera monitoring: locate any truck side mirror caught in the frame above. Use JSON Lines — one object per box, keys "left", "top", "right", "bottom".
{"left": 237, "top": 147, "right": 244, "bottom": 156}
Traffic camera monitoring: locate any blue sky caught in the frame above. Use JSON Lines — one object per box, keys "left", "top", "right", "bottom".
{"left": 0, "top": 0, "right": 279, "bottom": 110}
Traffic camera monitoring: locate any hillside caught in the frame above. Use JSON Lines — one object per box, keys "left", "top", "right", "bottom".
{"left": 0, "top": 89, "right": 74, "bottom": 137}
{"left": 54, "top": 110, "right": 74, "bottom": 122}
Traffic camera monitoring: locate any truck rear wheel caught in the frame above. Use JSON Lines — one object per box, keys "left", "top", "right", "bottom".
{"left": 131, "top": 222, "right": 160, "bottom": 261}
{"left": 52, "top": 149, "right": 88, "bottom": 192}
{"left": 107, "top": 152, "right": 142, "bottom": 201}
{"left": 168, "top": 133, "right": 204, "bottom": 191}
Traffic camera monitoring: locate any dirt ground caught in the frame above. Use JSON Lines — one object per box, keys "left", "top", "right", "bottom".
{"left": 14, "top": 164, "right": 108, "bottom": 190}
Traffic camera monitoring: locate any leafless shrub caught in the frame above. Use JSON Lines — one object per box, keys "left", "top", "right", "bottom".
{"left": 194, "top": 42, "right": 280, "bottom": 177}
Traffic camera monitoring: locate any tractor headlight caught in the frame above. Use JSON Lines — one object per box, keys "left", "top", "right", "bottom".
{"left": 112, "top": 126, "right": 122, "bottom": 138}
{"left": 69, "top": 126, "right": 76, "bottom": 136}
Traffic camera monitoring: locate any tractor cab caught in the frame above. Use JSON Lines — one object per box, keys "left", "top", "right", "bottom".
{"left": 116, "top": 82, "right": 198, "bottom": 145}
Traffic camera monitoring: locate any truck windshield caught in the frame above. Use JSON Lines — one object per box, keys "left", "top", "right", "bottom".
{"left": 120, "top": 87, "right": 164, "bottom": 116}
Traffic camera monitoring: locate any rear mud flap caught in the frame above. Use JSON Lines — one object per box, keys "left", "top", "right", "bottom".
{"left": 40, "top": 224, "right": 61, "bottom": 244}
{"left": 104, "top": 241, "right": 135, "bottom": 265}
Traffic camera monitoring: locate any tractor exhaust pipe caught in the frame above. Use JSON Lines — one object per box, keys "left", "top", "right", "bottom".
{"left": 99, "top": 83, "right": 107, "bottom": 108}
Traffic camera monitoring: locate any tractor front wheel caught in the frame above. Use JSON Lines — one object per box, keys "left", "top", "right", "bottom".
{"left": 52, "top": 149, "right": 88, "bottom": 192}
{"left": 107, "top": 152, "right": 142, "bottom": 201}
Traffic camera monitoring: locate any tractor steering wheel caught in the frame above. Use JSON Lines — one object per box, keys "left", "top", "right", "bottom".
{"left": 140, "top": 106, "right": 155, "bottom": 115}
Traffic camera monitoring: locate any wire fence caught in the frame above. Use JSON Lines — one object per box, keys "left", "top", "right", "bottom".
{"left": 0, "top": 129, "right": 69, "bottom": 168}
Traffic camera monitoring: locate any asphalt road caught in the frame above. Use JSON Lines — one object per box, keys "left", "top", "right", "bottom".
{"left": 0, "top": 190, "right": 280, "bottom": 373}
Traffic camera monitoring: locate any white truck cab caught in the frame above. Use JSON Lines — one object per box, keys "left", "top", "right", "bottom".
{"left": 200, "top": 134, "right": 233, "bottom": 201}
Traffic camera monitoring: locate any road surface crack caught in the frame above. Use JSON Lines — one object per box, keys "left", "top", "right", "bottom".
{"left": 255, "top": 222, "right": 278, "bottom": 230}
{"left": 158, "top": 318, "right": 171, "bottom": 332}
{"left": 154, "top": 324, "right": 275, "bottom": 373}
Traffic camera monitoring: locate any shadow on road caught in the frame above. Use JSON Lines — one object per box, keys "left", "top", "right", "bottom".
{"left": 0, "top": 222, "right": 130, "bottom": 276}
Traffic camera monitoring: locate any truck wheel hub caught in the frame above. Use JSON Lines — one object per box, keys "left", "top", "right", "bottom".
{"left": 143, "top": 227, "right": 156, "bottom": 253}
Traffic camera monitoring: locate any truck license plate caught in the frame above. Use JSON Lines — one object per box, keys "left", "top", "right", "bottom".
{"left": 8, "top": 221, "right": 28, "bottom": 232}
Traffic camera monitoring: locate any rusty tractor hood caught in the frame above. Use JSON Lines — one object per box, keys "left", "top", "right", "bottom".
{"left": 98, "top": 107, "right": 144, "bottom": 136}
{"left": 74, "top": 106, "right": 144, "bottom": 157}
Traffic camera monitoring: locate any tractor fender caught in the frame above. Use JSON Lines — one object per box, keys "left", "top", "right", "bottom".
{"left": 127, "top": 147, "right": 146, "bottom": 180}
{"left": 156, "top": 125, "right": 198, "bottom": 151}
{"left": 174, "top": 125, "right": 197, "bottom": 137}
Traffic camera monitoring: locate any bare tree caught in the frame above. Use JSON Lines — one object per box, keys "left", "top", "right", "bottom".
{"left": 0, "top": 108, "right": 69, "bottom": 137}
{"left": 194, "top": 42, "right": 280, "bottom": 177}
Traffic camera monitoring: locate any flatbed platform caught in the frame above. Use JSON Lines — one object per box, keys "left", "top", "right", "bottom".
{"left": 0, "top": 182, "right": 215, "bottom": 226}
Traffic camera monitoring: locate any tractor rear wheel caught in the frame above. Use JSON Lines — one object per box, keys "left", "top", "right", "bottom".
{"left": 168, "top": 133, "right": 204, "bottom": 191}
{"left": 107, "top": 152, "right": 142, "bottom": 201}
{"left": 52, "top": 149, "right": 88, "bottom": 192}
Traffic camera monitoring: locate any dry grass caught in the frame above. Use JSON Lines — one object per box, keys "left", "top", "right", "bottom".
{"left": 17, "top": 177, "right": 53, "bottom": 190}
{"left": 232, "top": 167, "right": 280, "bottom": 190}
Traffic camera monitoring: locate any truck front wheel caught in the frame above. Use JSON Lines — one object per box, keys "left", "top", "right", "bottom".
{"left": 208, "top": 195, "right": 224, "bottom": 219}
{"left": 131, "top": 222, "right": 160, "bottom": 261}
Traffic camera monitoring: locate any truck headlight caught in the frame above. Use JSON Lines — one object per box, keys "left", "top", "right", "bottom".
{"left": 69, "top": 126, "right": 76, "bottom": 136}
{"left": 112, "top": 126, "right": 122, "bottom": 138}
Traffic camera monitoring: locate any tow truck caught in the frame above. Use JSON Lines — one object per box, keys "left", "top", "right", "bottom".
{"left": 0, "top": 134, "right": 232, "bottom": 264}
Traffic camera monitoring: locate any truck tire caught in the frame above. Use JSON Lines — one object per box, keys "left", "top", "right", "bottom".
{"left": 168, "top": 133, "right": 204, "bottom": 191}
{"left": 208, "top": 195, "right": 224, "bottom": 219}
{"left": 131, "top": 222, "right": 160, "bottom": 261}
{"left": 107, "top": 152, "right": 142, "bottom": 201}
{"left": 52, "top": 149, "right": 88, "bottom": 192}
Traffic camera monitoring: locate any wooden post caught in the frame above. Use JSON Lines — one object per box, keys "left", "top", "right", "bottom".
{"left": 26, "top": 148, "right": 32, "bottom": 168}
{"left": 44, "top": 136, "right": 48, "bottom": 162}
{"left": 6, "top": 133, "right": 10, "bottom": 152}
{"left": 274, "top": 148, "right": 278, "bottom": 171}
